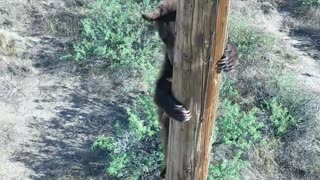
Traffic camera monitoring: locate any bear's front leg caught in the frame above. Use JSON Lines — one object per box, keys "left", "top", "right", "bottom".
{"left": 154, "top": 77, "right": 191, "bottom": 122}
{"left": 216, "top": 41, "right": 238, "bottom": 73}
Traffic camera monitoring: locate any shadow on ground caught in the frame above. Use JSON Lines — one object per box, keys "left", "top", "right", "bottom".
{"left": 15, "top": 93, "right": 125, "bottom": 179}
{"left": 12, "top": 33, "right": 130, "bottom": 179}
{"left": 8, "top": 0, "right": 146, "bottom": 178}
{"left": 289, "top": 29, "right": 320, "bottom": 61}
{"left": 277, "top": 0, "right": 320, "bottom": 61}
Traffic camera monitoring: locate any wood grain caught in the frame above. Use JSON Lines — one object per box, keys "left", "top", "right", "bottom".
{"left": 166, "top": 0, "right": 231, "bottom": 179}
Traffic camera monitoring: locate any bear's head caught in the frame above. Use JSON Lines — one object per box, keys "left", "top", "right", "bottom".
{"left": 142, "top": 0, "right": 176, "bottom": 64}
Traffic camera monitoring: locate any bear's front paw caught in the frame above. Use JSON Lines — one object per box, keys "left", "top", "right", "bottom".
{"left": 216, "top": 42, "right": 238, "bottom": 73}
{"left": 168, "top": 104, "right": 191, "bottom": 122}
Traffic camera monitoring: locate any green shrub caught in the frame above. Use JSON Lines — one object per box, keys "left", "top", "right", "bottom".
{"left": 210, "top": 81, "right": 264, "bottom": 179}
{"left": 91, "top": 136, "right": 116, "bottom": 151}
{"left": 229, "top": 17, "right": 274, "bottom": 61}
{"left": 267, "top": 98, "right": 299, "bottom": 136}
{"left": 107, "top": 153, "right": 129, "bottom": 177}
{"left": 92, "top": 95, "right": 162, "bottom": 179}
{"left": 297, "top": 0, "right": 319, "bottom": 9}
{"left": 220, "top": 80, "right": 239, "bottom": 101}
{"left": 70, "top": 0, "right": 161, "bottom": 79}
{"left": 209, "top": 152, "right": 248, "bottom": 180}
{"left": 217, "top": 100, "right": 264, "bottom": 151}
{"left": 126, "top": 95, "right": 159, "bottom": 140}
{"left": 84, "top": 1, "right": 164, "bottom": 178}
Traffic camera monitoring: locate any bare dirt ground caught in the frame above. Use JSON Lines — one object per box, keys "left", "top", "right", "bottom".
{"left": 264, "top": 4, "right": 320, "bottom": 96}
{"left": 0, "top": 0, "right": 319, "bottom": 179}
{"left": 0, "top": 0, "right": 125, "bottom": 179}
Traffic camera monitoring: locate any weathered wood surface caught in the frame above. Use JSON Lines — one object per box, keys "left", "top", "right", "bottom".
{"left": 166, "top": 0, "right": 231, "bottom": 179}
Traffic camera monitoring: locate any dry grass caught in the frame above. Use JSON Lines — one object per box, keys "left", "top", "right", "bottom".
{"left": 229, "top": 0, "right": 320, "bottom": 179}
{"left": 291, "top": 6, "right": 320, "bottom": 34}
{"left": 243, "top": 139, "right": 281, "bottom": 180}
{"left": 45, "top": 11, "right": 82, "bottom": 40}
{"left": 306, "top": 7, "right": 320, "bottom": 25}
{"left": 0, "top": 34, "right": 17, "bottom": 57}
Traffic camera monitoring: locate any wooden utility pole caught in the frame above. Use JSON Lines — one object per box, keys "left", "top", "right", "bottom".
{"left": 166, "top": 0, "right": 231, "bottom": 179}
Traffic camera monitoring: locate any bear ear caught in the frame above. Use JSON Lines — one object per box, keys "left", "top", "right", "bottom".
{"left": 142, "top": 0, "right": 176, "bottom": 22}
{"left": 142, "top": 10, "right": 161, "bottom": 21}
{"left": 142, "top": 11, "right": 176, "bottom": 22}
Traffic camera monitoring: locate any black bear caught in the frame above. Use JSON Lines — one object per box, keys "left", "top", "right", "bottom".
{"left": 142, "top": 0, "right": 238, "bottom": 178}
